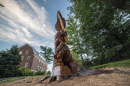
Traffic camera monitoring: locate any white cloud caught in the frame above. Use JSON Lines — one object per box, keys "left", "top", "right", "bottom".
{"left": 0, "top": 0, "right": 55, "bottom": 48}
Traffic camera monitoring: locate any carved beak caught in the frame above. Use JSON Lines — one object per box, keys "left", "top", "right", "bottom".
{"left": 64, "top": 36, "right": 68, "bottom": 44}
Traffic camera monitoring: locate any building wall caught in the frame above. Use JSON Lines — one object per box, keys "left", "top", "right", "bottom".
{"left": 31, "top": 56, "right": 39, "bottom": 71}
{"left": 19, "top": 45, "right": 34, "bottom": 69}
{"left": 19, "top": 44, "right": 47, "bottom": 72}
{"left": 31, "top": 55, "right": 47, "bottom": 72}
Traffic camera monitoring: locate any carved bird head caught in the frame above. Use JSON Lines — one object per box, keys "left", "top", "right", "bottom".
{"left": 55, "top": 11, "right": 68, "bottom": 44}
{"left": 55, "top": 11, "right": 66, "bottom": 31}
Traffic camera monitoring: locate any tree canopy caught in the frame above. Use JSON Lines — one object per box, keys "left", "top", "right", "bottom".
{"left": 0, "top": 45, "right": 21, "bottom": 78}
{"left": 67, "top": 0, "right": 130, "bottom": 66}
{"left": 66, "top": 15, "right": 85, "bottom": 66}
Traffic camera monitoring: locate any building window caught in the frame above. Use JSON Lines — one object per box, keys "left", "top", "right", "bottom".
{"left": 19, "top": 51, "right": 22, "bottom": 55}
{"left": 27, "top": 56, "right": 31, "bottom": 60}
{"left": 21, "top": 56, "right": 24, "bottom": 60}
{"left": 25, "top": 62, "right": 29, "bottom": 67}
{"left": 37, "top": 65, "right": 39, "bottom": 69}
{"left": 26, "top": 50, "right": 29, "bottom": 54}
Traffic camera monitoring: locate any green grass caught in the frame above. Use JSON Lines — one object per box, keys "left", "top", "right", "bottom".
{"left": 0, "top": 77, "right": 26, "bottom": 84}
{"left": 92, "top": 59, "right": 130, "bottom": 69}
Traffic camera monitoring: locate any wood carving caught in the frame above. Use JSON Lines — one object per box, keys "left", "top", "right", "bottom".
{"left": 40, "top": 11, "right": 113, "bottom": 85}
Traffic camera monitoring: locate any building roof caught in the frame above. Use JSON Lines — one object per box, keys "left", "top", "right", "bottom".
{"left": 19, "top": 43, "right": 47, "bottom": 64}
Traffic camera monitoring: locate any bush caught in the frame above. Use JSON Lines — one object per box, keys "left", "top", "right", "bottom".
{"left": 46, "top": 71, "right": 51, "bottom": 75}
{"left": 84, "top": 58, "right": 93, "bottom": 68}
{"left": 19, "top": 67, "right": 34, "bottom": 76}
{"left": 35, "top": 71, "right": 45, "bottom": 75}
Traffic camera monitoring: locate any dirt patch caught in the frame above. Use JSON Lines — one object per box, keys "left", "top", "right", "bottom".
{"left": 1, "top": 67, "right": 130, "bottom": 86}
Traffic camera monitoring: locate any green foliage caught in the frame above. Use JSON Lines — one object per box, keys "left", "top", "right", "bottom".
{"left": 71, "top": 50, "right": 82, "bottom": 66}
{"left": 92, "top": 59, "right": 130, "bottom": 69}
{"left": 84, "top": 58, "right": 93, "bottom": 68}
{"left": 66, "top": 16, "right": 85, "bottom": 67}
{"left": 66, "top": 16, "right": 81, "bottom": 48}
{"left": 18, "top": 67, "right": 34, "bottom": 76}
{"left": 0, "top": 45, "right": 21, "bottom": 78}
{"left": 35, "top": 71, "right": 45, "bottom": 75}
{"left": 18, "top": 67, "right": 45, "bottom": 76}
{"left": 67, "top": 0, "right": 130, "bottom": 66}
{"left": 46, "top": 71, "right": 51, "bottom": 75}
{"left": 40, "top": 46, "right": 54, "bottom": 64}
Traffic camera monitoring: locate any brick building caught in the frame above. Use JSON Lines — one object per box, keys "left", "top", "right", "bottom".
{"left": 19, "top": 44, "right": 47, "bottom": 72}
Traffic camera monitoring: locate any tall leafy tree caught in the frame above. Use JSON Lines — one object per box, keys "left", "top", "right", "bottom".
{"left": 67, "top": 0, "right": 130, "bottom": 65}
{"left": 66, "top": 15, "right": 85, "bottom": 67}
{"left": 0, "top": 45, "right": 21, "bottom": 78}
{"left": 40, "top": 46, "right": 54, "bottom": 64}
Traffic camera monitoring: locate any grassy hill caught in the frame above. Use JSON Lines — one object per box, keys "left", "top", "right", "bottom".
{"left": 92, "top": 59, "right": 130, "bottom": 69}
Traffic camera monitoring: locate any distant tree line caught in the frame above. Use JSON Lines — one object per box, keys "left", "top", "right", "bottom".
{"left": 66, "top": 0, "right": 130, "bottom": 67}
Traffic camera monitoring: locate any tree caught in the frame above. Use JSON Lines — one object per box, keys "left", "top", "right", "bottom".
{"left": 71, "top": 50, "right": 82, "bottom": 66}
{"left": 0, "top": 45, "right": 21, "bottom": 78}
{"left": 40, "top": 46, "right": 54, "bottom": 64}
{"left": 66, "top": 15, "right": 85, "bottom": 67}
{"left": 100, "top": 0, "right": 130, "bottom": 12}
{"left": 67, "top": 0, "right": 130, "bottom": 65}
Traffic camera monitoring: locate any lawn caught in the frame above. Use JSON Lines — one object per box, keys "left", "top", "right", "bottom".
{"left": 92, "top": 59, "right": 130, "bottom": 69}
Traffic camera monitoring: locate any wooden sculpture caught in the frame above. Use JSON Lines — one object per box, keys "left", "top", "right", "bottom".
{"left": 40, "top": 11, "right": 113, "bottom": 85}
{"left": 51, "top": 11, "right": 81, "bottom": 80}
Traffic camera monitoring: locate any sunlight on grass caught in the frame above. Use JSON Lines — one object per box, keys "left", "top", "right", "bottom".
{"left": 92, "top": 59, "right": 130, "bottom": 69}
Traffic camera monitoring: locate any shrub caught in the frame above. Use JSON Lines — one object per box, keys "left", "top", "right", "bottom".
{"left": 46, "top": 71, "right": 51, "bottom": 75}
{"left": 19, "top": 67, "right": 34, "bottom": 76}
{"left": 35, "top": 71, "right": 45, "bottom": 75}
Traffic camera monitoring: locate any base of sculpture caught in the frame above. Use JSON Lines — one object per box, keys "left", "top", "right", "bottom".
{"left": 42, "top": 63, "right": 72, "bottom": 83}
{"left": 51, "top": 63, "right": 72, "bottom": 76}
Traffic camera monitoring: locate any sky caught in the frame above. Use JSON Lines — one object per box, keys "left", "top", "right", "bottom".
{"left": 0, "top": 0, "right": 72, "bottom": 71}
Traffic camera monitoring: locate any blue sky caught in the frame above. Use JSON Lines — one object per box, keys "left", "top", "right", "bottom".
{"left": 0, "top": 0, "right": 72, "bottom": 71}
